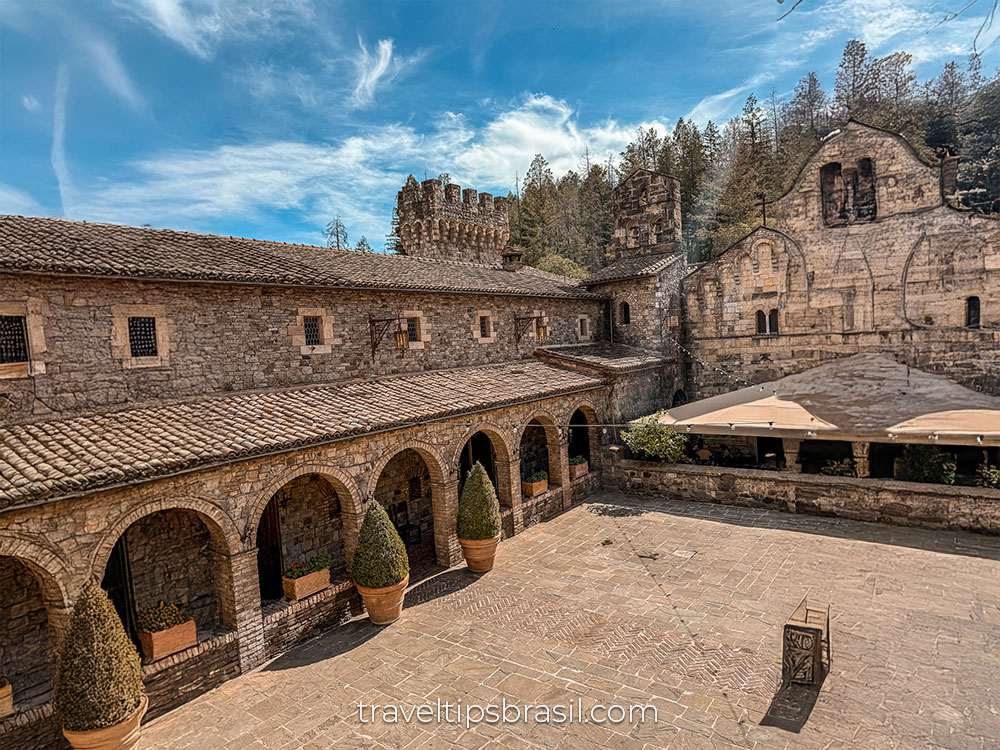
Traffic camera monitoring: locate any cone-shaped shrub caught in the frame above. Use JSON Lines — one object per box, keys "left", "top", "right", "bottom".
{"left": 55, "top": 579, "right": 144, "bottom": 732}
{"left": 457, "top": 462, "right": 501, "bottom": 540}
{"left": 352, "top": 501, "right": 410, "bottom": 588}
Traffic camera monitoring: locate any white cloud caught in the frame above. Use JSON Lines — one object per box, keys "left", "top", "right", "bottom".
{"left": 350, "top": 37, "right": 424, "bottom": 109}
{"left": 21, "top": 94, "right": 40, "bottom": 112}
{"left": 80, "top": 36, "right": 146, "bottom": 110}
{"left": 51, "top": 64, "right": 73, "bottom": 218}
{"left": 0, "top": 182, "right": 43, "bottom": 216}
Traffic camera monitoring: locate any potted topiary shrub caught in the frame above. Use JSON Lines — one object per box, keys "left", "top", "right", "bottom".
{"left": 136, "top": 602, "right": 197, "bottom": 662}
{"left": 522, "top": 470, "right": 548, "bottom": 498}
{"left": 281, "top": 554, "right": 331, "bottom": 601}
{"left": 457, "top": 462, "right": 502, "bottom": 573}
{"left": 569, "top": 455, "right": 589, "bottom": 479}
{"left": 55, "top": 579, "right": 147, "bottom": 750}
{"left": 0, "top": 678, "right": 12, "bottom": 719}
{"left": 352, "top": 502, "right": 410, "bottom": 625}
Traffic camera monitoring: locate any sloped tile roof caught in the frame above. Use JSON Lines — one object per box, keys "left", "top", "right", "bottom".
{"left": 0, "top": 215, "right": 600, "bottom": 299}
{"left": 581, "top": 251, "right": 684, "bottom": 286}
{"left": 536, "top": 344, "right": 670, "bottom": 373}
{"left": 0, "top": 361, "right": 603, "bottom": 508}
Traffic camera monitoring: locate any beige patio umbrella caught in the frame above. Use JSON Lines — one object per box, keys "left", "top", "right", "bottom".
{"left": 885, "top": 409, "right": 1000, "bottom": 442}
{"left": 656, "top": 388, "right": 839, "bottom": 436}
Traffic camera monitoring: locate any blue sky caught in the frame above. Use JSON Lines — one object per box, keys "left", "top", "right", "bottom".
{"left": 2, "top": 0, "right": 999, "bottom": 249}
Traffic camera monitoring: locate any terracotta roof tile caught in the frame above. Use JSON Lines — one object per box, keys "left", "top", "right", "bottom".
{"left": 581, "top": 251, "right": 684, "bottom": 286}
{"left": 0, "top": 215, "right": 600, "bottom": 299}
{"left": 0, "top": 361, "right": 603, "bottom": 508}
{"left": 536, "top": 344, "right": 670, "bottom": 373}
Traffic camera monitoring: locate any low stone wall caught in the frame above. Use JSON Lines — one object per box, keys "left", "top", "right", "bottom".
{"left": 143, "top": 633, "right": 241, "bottom": 720}
{"left": 602, "top": 446, "right": 1000, "bottom": 534}
{"left": 262, "top": 579, "right": 359, "bottom": 659}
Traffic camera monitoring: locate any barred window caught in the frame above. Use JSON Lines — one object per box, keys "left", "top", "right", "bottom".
{"left": 303, "top": 316, "right": 321, "bottom": 346}
{"left": 0, "top": 315, "right": 29, "bottom": 364}
{"left": 406, "top": 317, "right": 420, "bottom": 342}
{"left": 479, "top": 315, "right": 490, "bottom": 339}
{"left": 127, "top": 316, "right": 158, "bottom": 358}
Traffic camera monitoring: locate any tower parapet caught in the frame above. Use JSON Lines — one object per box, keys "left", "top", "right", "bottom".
{"left": 398, "top": 179, "right": 510, "bottom": 264}
{"left": 612, "top": 169, "right": 682, "bottom": 259}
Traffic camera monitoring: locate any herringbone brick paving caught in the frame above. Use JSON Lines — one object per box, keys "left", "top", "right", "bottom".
{"left": 139, "top": 492, "right": 1000, "bottom": 749}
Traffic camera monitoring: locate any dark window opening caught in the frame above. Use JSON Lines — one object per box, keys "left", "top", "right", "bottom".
{"left": 406, "top": 317, "right": 420, "bottom": 342}
{"left": 303, "top": 316, "right": 321, "bottom": 346}
{"left": 579, "top": 317, "right": 588, "bottom": 336}
{"left": 756, "top": 310, "right": 767, "bottom": 334}
{"left": 620, "top": 301, "right": 631, "bottom": 325}
{"left": 672, "top": 389, "right": 687, "bottom": 407}
{"left": 0, "top": 314, "right": 29, "bottom": 364}
{"left": 821, "top": 159, "right": 877, "bottom": 226}
{"left": 479, "top": 316, "right": 490, "bottom": 339}
{"left": 768, "top": 309, "right": 779, "bottom": 334}
{"left": 966, "top": 296, "right": 981, "bottom": 328}
{"left": 127, "top": 316, "right": 158, "bottom": 358}
{"left": 568, "top": 409, "right": 591, "bottom": 465}
{"left": 756, "top": 309, "right": 779, "bottom": 335}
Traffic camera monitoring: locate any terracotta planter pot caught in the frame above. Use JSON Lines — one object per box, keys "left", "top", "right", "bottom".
{"left": 138, "top": 619, "right": 197, "bottom": 662}
{"left": 458, "top": 535, "right": 500, "bottom": 573}
{"left": 282, "top": 567, "right": 330, "bottom": 601}
{"left": 0, "top": 681, "right": 12, "bottom": 719}
{"left": 569, "top": 461, "right": 589, "bottom": 479}
{"left": 63, "top": 693, "right": 148, "bottom": 750}
{"left": 522, "top": 479, "right": 548, "bottom": 498}
{"left": 355, "top": 574, "right": 409, "bottom": 625}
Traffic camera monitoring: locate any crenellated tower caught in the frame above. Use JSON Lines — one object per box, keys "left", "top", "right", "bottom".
{"left": 397, "top": 179, "right": 510, "bottom": 264}
{"left": 612, "top": 168, "right": 682, "bottom": 259}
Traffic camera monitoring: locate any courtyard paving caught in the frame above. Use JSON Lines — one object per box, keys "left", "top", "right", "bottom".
{"left": 139, "top": 492, "right": 1000, "bottom": 749}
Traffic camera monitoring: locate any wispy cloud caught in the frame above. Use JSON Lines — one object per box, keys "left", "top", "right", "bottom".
{"left": 51, "top": 65, "right": 73, "bottom": 218}
{"left": 21, "top": 94, "right": 40, "bottom": 112}
{"left": 350, "top": 37, "right": 424, "bottom": 109}
{"left": 0, "top": 182, "right": 43, "bottom": 216}
{"left": 81, "top": 36, "right": 146, "bottom": 110}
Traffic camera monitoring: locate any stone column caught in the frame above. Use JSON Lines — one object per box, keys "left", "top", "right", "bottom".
{"left": 498, "top": 457, "right": 524, "bottom": 534}
{"left": 783, "top": 438, "right": 802, "bottom": 473}
{"left": 430, "top": 478, "right": 463, "bottom": 567}
{"left": 558, "top": 436, "right": 573, "bottom": 510}
{"left": 341, "top": 508, "right": 364, "bottom": 573}
{"left": 227, "top": 548, "right": 267, "bottom": 672}
{"left": 851, "top": 441, "right": 871, "bottom": 478}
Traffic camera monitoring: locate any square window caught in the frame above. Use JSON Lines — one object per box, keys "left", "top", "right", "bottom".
{"left": 406, "top": 317, "right": 420, "bottom": 342}
{"left": 479, "top": 316, "right": 490, "bottom": 339}
{"left": 127, "top": 316, "right": 158, "bottom": 358}
{"left": 303, "top": 316, "right": 322, "bottom": 346}
{"left": 0, "top": 315, "right": 29, "bottom": 364}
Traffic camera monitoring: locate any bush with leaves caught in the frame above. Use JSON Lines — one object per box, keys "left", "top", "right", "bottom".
{"left": 283, "top": 554, "right": 331, "bottom": 579}
{"left": 524, "top": 470, "right": 548, "bottom": 483}
{"left": 136, "top": 602, "right": 192, "bottom": 633}
{"left": 976, "top": 462, "right": 1000, "bottom": 489}
{"left": 457, "top": 462, "right": 502, "bottom": 541}
{"left": 820, "top": 458, "right": 856, "bottom": 477}
{"left": 895, "top": 444, "right": 957, "bottom": 485}
{"left": 621, "top": 414, "right": 690, "bottom": 463}
{"left": 352, "top": 502, "right": 409, "bottom": 589}
{"left": 569, "top": 455, "right": 588, "bottom": 465}
{"left": 55, "top": 580, "right": 144, "bottom": 732}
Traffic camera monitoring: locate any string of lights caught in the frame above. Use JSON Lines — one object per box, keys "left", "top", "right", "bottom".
{"left": 661, "top": 331, "right": 779, "bottom": 396}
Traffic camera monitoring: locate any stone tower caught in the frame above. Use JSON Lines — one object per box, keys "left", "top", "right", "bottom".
{"left": 397, "top": 179, "right": 510, "bottom": 264}
{"left": 612, "top": 168, "right": 682, "bottom": 259}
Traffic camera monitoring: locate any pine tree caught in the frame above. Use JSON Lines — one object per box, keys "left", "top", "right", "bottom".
{"left": 520, "top": 154, "right": 559, "bottom": 265}
{"left": 324, "top": 217, "right": 348, "bottom": 250}
{"left": 354, "top": 236, "right": 372, "bottom": 252}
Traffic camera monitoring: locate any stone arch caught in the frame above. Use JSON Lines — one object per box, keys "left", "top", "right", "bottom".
{"left": 451, "top": 423, "right": 514, "bottom": 468}
{"left": 565, "top": 402, "right": 600, "bottom": 473}
{"left": 366, "top": 438, "right": 449, "bottom": 497}
{"left": 453, "top": 424, "right": 515, "bottom": 508}
{"left": 516, "top": 411, "right": 564, "bottom": 489}
{"left": 0, "top": 534, "right": 71, "bottom": 619}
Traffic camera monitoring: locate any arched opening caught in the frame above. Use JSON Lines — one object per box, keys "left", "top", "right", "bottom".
{"left": 568, "top": 409, "right": 592, "bottom": 466}
{"left": 672, "top": 390, "right": 688, "bottom": 407}
{"left": 100, "top": 509, "right": 234, "bottom": 654}
{"left": 519, "top": 418, "right": 559, "bottom": 488}
{"left": 0, "top": 557, "right": 58, "bottom": 711}
{"left": 756, "top": 310, "right": 767, "bottom": 334}
{"left": 459, "top": 431, "right": 498, "bottom": 496}
{"left": 620, "top": 301, "right": 631, "bottom": 325}
{"left": 374, "top": 449, "right": 436, "bottom": 570}
{"left": 255, "top": 474, "right": 348, "bottom": 606}
{"left": 966, "top": 296, "right": 981, "bottom": 328}
{"left": 768, "top": 308, "right": 779, "bottom": 334}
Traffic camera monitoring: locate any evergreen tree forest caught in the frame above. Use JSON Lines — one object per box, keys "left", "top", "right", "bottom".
{"left": 496, "top": 42, "right": 1000, "bottom": 272}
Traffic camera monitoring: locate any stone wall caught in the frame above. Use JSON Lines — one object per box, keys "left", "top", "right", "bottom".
{"left": 275, "top": 475, "right": 346, "bottom": 574}
{"left": 0, "top": 557, "right": 55, "bottom": 709}
{"left": 591, "top": 261, "right": 686, "bottom": 353}
{"left": 519, "top": 422, "right": 551, "bottom": 481}
{"left": 602, "top": 447, "right": 1000, "bottom": 534}
{"left": 0, "top": 274, "right": 605, "bottom": 422}
{"left": 612, "top": 169, "right": 682, "bottom": 257}
{"left": 263, "top": 584, "right": 359, "bottom": 659}
{"left": 373, "top": 448, "right": 436, "bottom": 556}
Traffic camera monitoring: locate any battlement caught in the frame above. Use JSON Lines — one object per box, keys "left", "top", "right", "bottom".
{"left": 398, "top": 179, "right": 510, "bottom": 264}
{"left": 612, "top": 169, "right": 682, "bottom": 259}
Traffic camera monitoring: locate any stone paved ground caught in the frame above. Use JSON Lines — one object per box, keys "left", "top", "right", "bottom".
{"left": 139, "top": 492, "right": 1000, "bottom": 749}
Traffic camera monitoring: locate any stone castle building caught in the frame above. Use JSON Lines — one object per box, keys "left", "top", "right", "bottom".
{"left": 0, "top": 119, "right": 997, "bottom": 747}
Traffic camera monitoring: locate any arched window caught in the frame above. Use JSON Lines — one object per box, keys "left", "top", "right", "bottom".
{"left": 756, "top": 309, "right": 779, "bottom": 335}
{"left": 756, "top": 310, "right": 767, "bottom": 334}
{"left": 966, "top": 296, "right": 981, "bottom": 328}
{"left": 768, "top": 309, "right": 779, "bottom": 334}
{"left": 620, "top": 301, "right": 631, "bottom": 325}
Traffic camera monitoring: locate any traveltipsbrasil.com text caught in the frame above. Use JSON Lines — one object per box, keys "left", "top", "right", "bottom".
{"left": 357, "top": 699, "right": 658, "bottom": 727}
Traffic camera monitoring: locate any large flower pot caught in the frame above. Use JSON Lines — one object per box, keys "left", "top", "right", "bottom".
{"left": 569, "top": 461, "right": 589, "bottom": 479}
{"left": 138, "top": 619, "right": 197, "bottom": 662}
{"left": 282, "top": 567, "right": 331, "bottom": 601}
{"left": 356, "top": 574, "right": 409, "bottom": 625}
{"left": 62, "top": 693, "right": 148, "bottom": 750}
{"left": 0, "top": 681, "right": 12, "bottom": 719}
{"left": 458, "top": 535, "right": 500, "bottom": 573}
{"left": 522, "top": 479, "right": 547, "bottom": 498}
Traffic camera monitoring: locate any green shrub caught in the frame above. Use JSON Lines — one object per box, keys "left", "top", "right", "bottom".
{"left": 569, "top": 455, "right": 587, "bottom": 466}
{"left": 976, "top": 463, "right": 1000, "bottom": 489}
{"left": 136, "top": 602, "right": 192, "bottom": 633}
{"left": 457, "top": 462, "right": 502, "bottom": 540}
{"left": 55, "top": 579, "right": 144, "bottom": 732}
{"left": 621, "top": 413, "right": 689, "bottom": 463}
{"left": 895, "top": 444, "right": 957, "bottom": 485}
{"left": 283, "top": 554, "right": 331, "bottom": 579}
{"left": 352, "top": 502, "right": 409, "bottom": 589}
{"left": 524, "top": 470, "right": 548, "bottom": 483}
{"left": 820, "top": 458, "right": 856, "bottom": 477}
